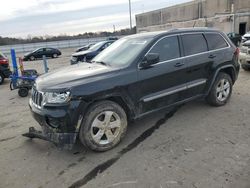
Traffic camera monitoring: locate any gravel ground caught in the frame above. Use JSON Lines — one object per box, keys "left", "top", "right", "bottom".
{"left": 0, "top": 48, "right": 250, "bottom": 188}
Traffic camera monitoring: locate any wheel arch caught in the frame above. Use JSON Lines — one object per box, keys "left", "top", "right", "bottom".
{"left": 206, "top": 65, "right": 236, "bottom": 95}
{"left": 79, "top": 94, "right": 136, "bottom": 124}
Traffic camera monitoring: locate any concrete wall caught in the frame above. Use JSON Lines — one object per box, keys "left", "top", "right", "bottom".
{"left": 136, "top": 0, "right": 250, "bottom": 34}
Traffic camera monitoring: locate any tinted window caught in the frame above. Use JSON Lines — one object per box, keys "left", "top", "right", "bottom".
{"left": 149, "top": 36, "right": 180, "bottom": 62}
{"left": 35, "top": 49, "right": 43, "bottom": 52}
{"left": 205, "top": 33, "right": 228, "bottom": 50}
{"left": 182, "top": 34, "right": 208, "bottom": 56}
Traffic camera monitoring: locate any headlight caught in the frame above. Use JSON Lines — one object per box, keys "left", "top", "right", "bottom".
{"left": 44, "top": 91, "right": 70, "bottom": 104}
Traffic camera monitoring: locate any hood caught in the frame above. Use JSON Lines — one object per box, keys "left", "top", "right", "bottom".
{"left": 35, "top": 63, "right": 115, "bottom": 91}
{"left": 24, "top": 52, "right": 32, "bottom": 57}
{"left": 72, "top": 50, "right": 93, "bottom": 57}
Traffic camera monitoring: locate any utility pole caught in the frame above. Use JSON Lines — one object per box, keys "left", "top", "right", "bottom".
{"left": 231, "top": 1, "right": 235, "bottom": 33}
{"left": 129, "top": 0, "right": 132, "bottom": 30}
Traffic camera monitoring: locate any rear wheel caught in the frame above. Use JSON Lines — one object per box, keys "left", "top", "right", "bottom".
{"left": 79, "top": 100, "right": 127, "bottom": 152}
{"left": 0, "top": 73, "right": 4, "bottom": 85}
{"left": 206, "top": 73, "right": 232, "bottom": 106}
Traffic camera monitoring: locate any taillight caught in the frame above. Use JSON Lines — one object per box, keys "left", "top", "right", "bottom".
{"left": 0, "top": 59, "right": 9, "bottom": 65}
{"left": 235, "top": 48, "right": 240, "bottom": 57}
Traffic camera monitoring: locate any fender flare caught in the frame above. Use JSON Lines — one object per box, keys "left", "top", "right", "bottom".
{"left": 206, "top": 65, "right": 236, "bottom": 95}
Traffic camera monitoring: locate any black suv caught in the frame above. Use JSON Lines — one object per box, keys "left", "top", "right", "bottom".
{"left": 26, "top": 28, "right": 240, "bottom": 151}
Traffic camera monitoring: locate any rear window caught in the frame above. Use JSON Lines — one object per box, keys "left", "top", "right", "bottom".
{"left": 204, "top": 33, "right": 228, "bottom": 50}
{"left": 182, "top": 34, "right": 208, "bottom": 56}
{"left": 149, "top": 36, "right": 180, "bottom": 62}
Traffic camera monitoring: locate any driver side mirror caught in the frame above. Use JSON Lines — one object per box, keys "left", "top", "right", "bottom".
{"left": 140, "top": 53, "right": 159, "bottom": 68}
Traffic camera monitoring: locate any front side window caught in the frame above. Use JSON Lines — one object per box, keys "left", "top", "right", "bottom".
{"left": 205, "top": 33, "right": 228, "bottom": 50}
{"left": 182, "top": 34, "right": 208, "bottom": 56}
{"left": 149, "top": 36, "right": 180, "bottom": 62}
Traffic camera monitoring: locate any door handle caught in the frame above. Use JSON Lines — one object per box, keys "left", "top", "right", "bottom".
{"left": 208, "top": 54, "right": 216, "bottom": 59}
{"left": 175, "top": 62, "right": 185, "bottom": 67}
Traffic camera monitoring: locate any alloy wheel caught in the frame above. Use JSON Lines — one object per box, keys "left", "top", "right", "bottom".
{"left": 91, "top": 111, "right": 121, "bottom": 145}
{"left": 216, "top": 79, "right": 230, "bottom": 102}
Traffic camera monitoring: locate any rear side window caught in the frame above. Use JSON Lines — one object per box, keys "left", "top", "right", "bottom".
{"left": 204, "top": 33, "right": 228, "bottom": 50}
{"left": 182, "top": 34, "right": 208, "bottom": 56}
{"left": 149, "top": 36, "right": 180, "bottom": 62}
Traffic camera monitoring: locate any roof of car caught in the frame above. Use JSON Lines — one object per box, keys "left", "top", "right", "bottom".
{"left": 125, "top": 27, "right": 220, "bottom": 40}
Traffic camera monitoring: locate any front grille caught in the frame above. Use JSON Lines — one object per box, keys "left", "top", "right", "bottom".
{"left": 31, "top": 88, "right": 43, "bottom": 108}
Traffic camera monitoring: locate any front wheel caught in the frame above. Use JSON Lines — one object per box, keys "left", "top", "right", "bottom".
{"left": 18, "top": 87, "right": 29, "bottom": 97}
{"left": 29, "top": 56, "right": 35, "bottom": 61}
{"left": 79, "top": 100, "right": 127, "bottom": 152}
{"left": 52, "top": 53, "right": 58, "bottom": 58}
{"left": 206, "top": 73, "right": 233, "bottom": 106}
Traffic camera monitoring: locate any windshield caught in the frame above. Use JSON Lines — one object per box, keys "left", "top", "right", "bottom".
{"left": 92, "top": 38, "right": 151, "bottom": 67}
{"left": 89, "top": 41, "right": 106, "bottom": 51}
{"left": 32, "top": 48, "right": 42, "bottom": 53}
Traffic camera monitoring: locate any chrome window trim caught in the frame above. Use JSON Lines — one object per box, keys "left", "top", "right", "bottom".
{"left": 138, "top": 32, "right": 231, "bottom": 69}
{"left": 143, "top": 79, "right": 207, "bottom": 102}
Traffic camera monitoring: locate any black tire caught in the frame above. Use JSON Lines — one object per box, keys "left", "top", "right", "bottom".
{"left": 29, "top": 56, "right": 35, "bottom": 61}
{"left": 206, "top": 73, "right": 233, "bottom": 106}
{"left": 79, "top": 100, "right": 127, "bottom": 152}
{"left": 18, "top": 87, "right": 29, "bottom": 97}
{"left": 0, "top": 73, "right": 4, "bottom": 85}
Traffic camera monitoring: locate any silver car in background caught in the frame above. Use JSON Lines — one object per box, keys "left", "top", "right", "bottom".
{"left": 239, "top": 40, "right": 250, "bottom": 71}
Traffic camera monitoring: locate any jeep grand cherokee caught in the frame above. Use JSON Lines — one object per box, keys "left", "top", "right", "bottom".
{"left": 25, "top": 28, "right": 240, "bottom": 151}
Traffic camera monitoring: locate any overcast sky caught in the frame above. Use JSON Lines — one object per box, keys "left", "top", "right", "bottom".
{"left": 0, "top": 0, "right": 191, "bottom": 38}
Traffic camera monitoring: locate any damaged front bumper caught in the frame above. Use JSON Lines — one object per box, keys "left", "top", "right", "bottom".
{"left": 23, "top": 127, "right": 77, "bottom": 150}
{"left": 24, "top": 99, "right": 85, "bottom": 150}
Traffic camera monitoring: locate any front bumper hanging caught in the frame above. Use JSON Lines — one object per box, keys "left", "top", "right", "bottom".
{"left": 22, "top": 127, "right": 77, "bottom": 150}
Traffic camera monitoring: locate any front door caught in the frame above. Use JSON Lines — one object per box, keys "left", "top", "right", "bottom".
{"left": 137, "top": 35, "right": 189, "bottom": 114}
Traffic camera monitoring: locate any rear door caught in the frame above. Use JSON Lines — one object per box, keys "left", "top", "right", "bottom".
{"left": 180, "top": 33, "right": 211, "bottom": 97}
{"left": 203, "top": 32, "right": 231, "bottom": 88}
{"left": 137, "top": 35, "right": 189, "bottom": 114}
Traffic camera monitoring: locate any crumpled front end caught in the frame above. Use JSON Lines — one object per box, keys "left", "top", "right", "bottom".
{"left": 24, "top": 97, "right": 86, "bottom": 150}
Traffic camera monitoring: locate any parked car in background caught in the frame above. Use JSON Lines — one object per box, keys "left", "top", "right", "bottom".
{"left": 242, "top": 32, "right": 250, "bottom": 42}
{"left": 239, "top": 40, "right": 250, "bottom": 71}
{"left": 106, "top": 36, "right": 119, "bottom": 41}
{"left": 0, "top": 52, "right": 11, "bottom": 85}
{"left": 227, "top": 32, "right": 242, "bottom": 46}
{"left": 23, "top": 48, "right": 61, "bottom": 61}
{"left": 28, "top": 28, "right": 239, "bottom": 151}
{"left": 75, "top": 43, "right": 95, "bottom": 52}
{"left": 70, "top": 41, "right": 114, "bottom": 64}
